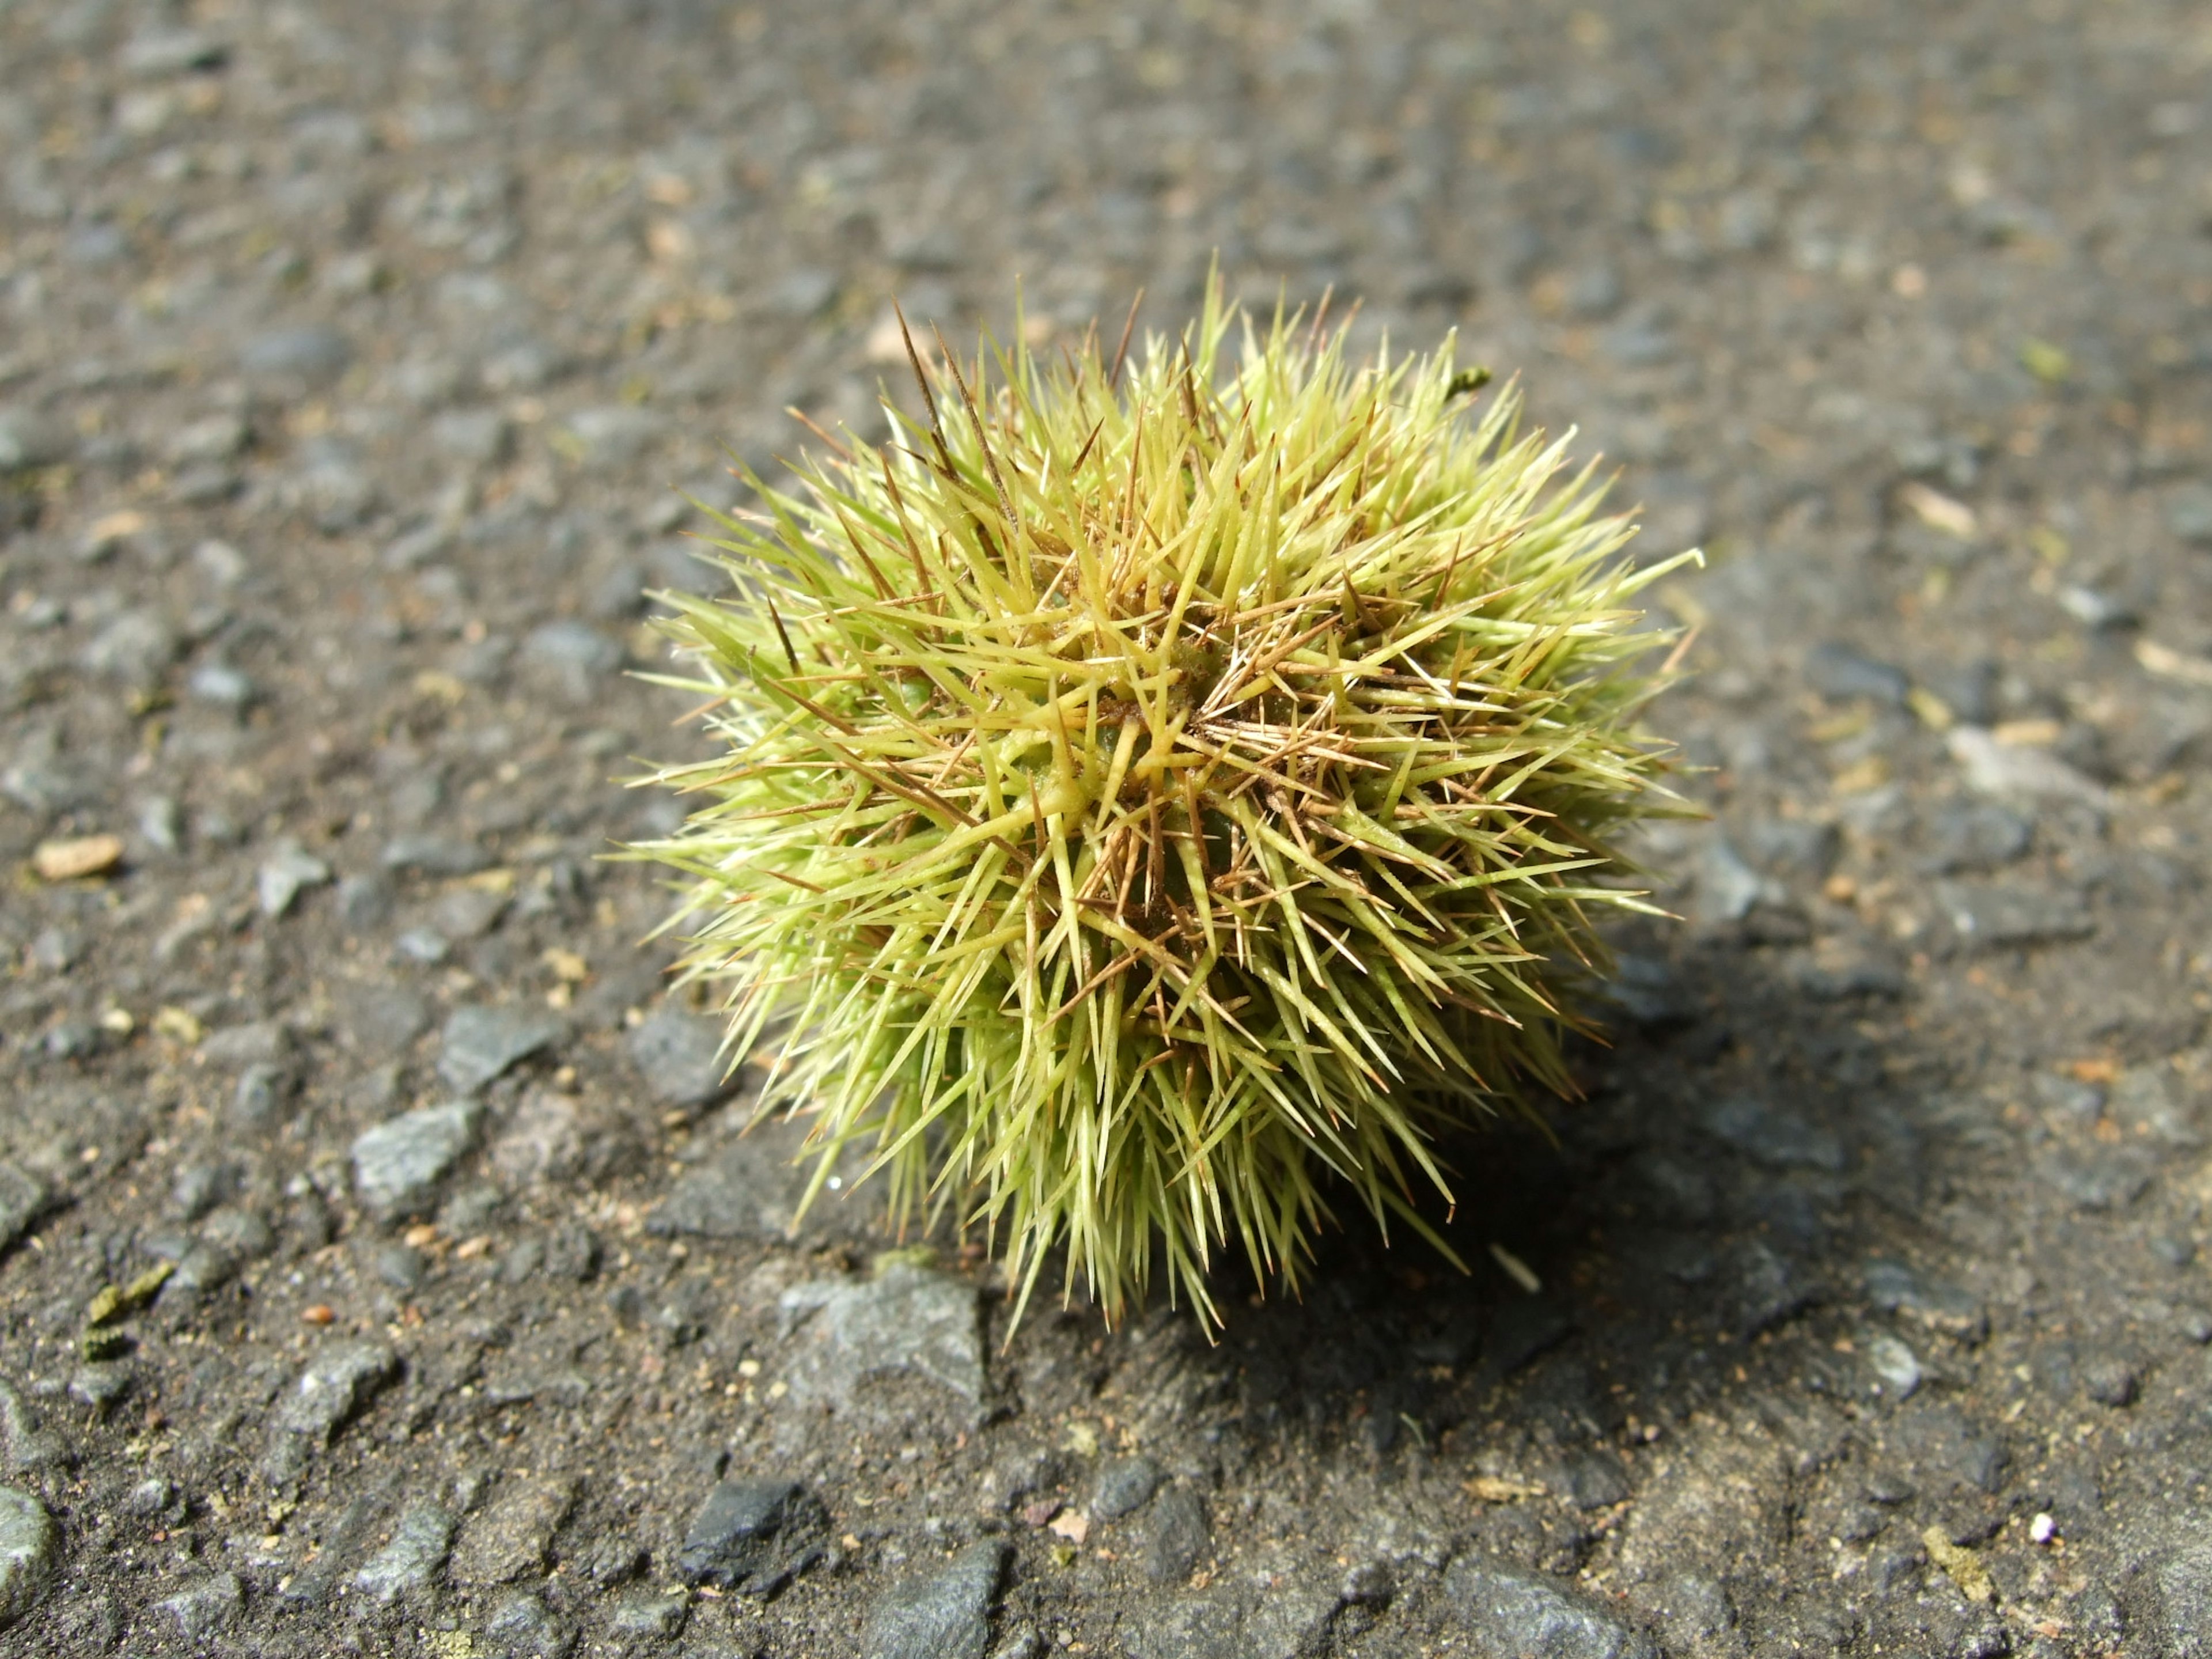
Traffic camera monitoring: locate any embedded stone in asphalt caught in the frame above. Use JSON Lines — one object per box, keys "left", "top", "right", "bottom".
{"left": 778, "top": 1263, "right": 984, "bottom": 1419}
{"left": 0, "top": 1487, "right": 56, "bottom": 1630}
{"left": 351, "top": 1102, "right": 481, "bottom": 1218}
{"left": 1443, "top": 1554, "right": 1659, "bottom": 1659}
{"left": 627, "top": 1006, "right": 737, "bottom": 1110}
{"left": 678, "top": 1478, "right": 827, "bottom": 1596}
{"left": 438, "top": 1006, "right": 566, "bottom": 1094}
{"left": 862, "top": 1539, "right": 1011, "bottom": 1659}
{"left": 353, "top": 1502, "right": 457, "bottom": 1604}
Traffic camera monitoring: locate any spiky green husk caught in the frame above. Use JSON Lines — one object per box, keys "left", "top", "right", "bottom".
{"left": 631, "top": 285, "right": 1693, "bottom": 1332}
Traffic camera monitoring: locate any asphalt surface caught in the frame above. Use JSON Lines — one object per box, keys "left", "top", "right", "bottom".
{"left": 3, "top": 1, "right": 2212, "bottom": 1656}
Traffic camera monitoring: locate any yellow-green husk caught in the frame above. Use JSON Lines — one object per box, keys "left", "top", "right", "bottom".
{"left": 631, "top": 286, "right": 1692, "bottom": 1331}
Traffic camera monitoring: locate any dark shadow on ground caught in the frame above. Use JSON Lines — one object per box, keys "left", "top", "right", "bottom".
{"left": 986, "top": 911, "right": 1990, "bottom": 1590}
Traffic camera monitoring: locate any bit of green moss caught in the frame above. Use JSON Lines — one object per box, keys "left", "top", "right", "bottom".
{"left": 87, "top": 1260, "right": 172, "bottom": 1330}
{"left": 631, "top": 282, "right": 1695, "bottom": 1332}
{"left": 123, "top": 1260, "right": 175, "bottom": 1308}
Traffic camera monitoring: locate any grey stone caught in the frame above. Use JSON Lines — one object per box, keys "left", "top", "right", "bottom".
{"left": 584, "top": 1537, "right": 648, "bottom": 1588}
{"left": 863, "top": 1539, "right": 1010, "bottom": 1659}
{"left": 648, "top": 1120, "right": 861, "bottom": 1241}
{"left": 1946, "top": 727, "right": 2109, "bottom": 810}
{"left": 80, "top": 609, "right": 178, "bottom": 683}
{"left": 397, "top": 929, "right": 452, "bottom": 964}
{"left": 1789, "top": 949, "right": 1906, "bottom": 1001}
{"left": 169, "top": 1241, "right": 238, "bottom": 1298}
{"left": 199, "top": 1021, "right": 289, "bottom": 1070}
{"left": 1565, "top": 263, "right": 1623, "bottom": 319}
{"left": 485, "top": 1586, "right": 574, "bottom": 1658}
{"left": 240, "top": 325, "right": 352, "bottom": 390}
{"left": 201, "top": 1206, "right": 275, "bottom": 1261}
{"left": 189, "top": 661, "right": 255, "bottom": 708}
{"left": 2036, "top": 1146, "right": 2154, "bottom": 1210}
{"left": 1601, "top": 954, "right": 1690, "bottom": 1028}
{"left": 2166, "top": 484, "right": 2212, "bottom": 546}
{"left": 0, "top": 409, "right": 69, "bottom": 474}
{"left": 1938, "top": 881, "right": 2092, "bottom": 948}
{"left": 0, "top": 1487, "right": 55, "bottom": 1629}
{"left": 62, "top": 220, "right": 132, "bottom": 276}
{"left": 1743, "top": 817, "right": 1839, "bottom": 880}
{"left": 236, "top": 1070, "right": 298, "bottom": 1141}
{"left": 0, "top": 1383, "right": 70, "bottom": 1472}
{"left": 1143, "top": 1484, "right": 1209, "bottom": 1584}
{"left": 1731, "top": 1240, "right": 1821, "bottom": 1336}
{"left": 288, "top": 435, "right": 378, "bottom": 529}
{"left": 1862, "top": 1260, "right": 1987, "bottom": 1342}
{"left": 488, "top": 1089, "right": 585, "bottom": 1188}
{"left": 118, "top": 24, "right": 228, "bottom": 76}
{"left": 257, "top": 839, "right": 332, "bottom": 918}
{"left": 560, "top": 406, "right": 666, "bottom": 471}
{"left": 1558, "top": 1452, "right": 1630, "bottom": 1510}
{"left": 381, "top": 834, "right": 492, "bottom": 876}
{"left": 1863, "top": 1334, "right": 1922, "bottom": 1401}
{"left": 352, "top": 1102, "right": 481, "bottom": 1216}
{"left": 2110, "top": 1068, "right": 2205, "bottom": 1149}
{"left": 678, "top": 1478, "right": 827, "bottom": 1594}
{"left": 1805, "top": 642, "right": 1909, "bottom": 705}
{"left": 1092, "top": 1455, "right": 1162, "bottom": 1520}
{"left": 453, "top": 1478, "right": 577, "bottom": 1585}
{"left": 2083, "top": 1357, "right": 2140, "bottom": 1408}
{"left": 1124, "top": 1589, "right": 1244, "bottom": 1659}
{"left": 138, "top": 793, "right": 185, "bottom": 851}
{"left": 540, "top": 1224, "right": 601, "bottom": 1283}
{"left": 1475, "top": 1298, "right": 1576, "bottom": 1388}
{"left": 0, "top": 1164, "right": 50, "bottom": 1252}
{"left": 2125, "top": 1530, "right": 2212, "bottom": 1657}
{"left": 158, "top": 1571, "right": 243, "bottom": 1641}
{"left": 482, "top": 339, "right": 569, "bottom": 393}
{"left": 171, "top": 463, "right": 242, "bottom": 504}
{"left": 339, "top": 987, "right": 429, "bottom": 1058}
{"left": 606, "top": 1589, "right": 690, "bottom": 1637}
{"left": 432, "top": 885, "right": 509, "bottom": 941}
{"left": 373, "top": 1242, "right": 427, "bottom": 1290}
{"left": 627, "top": 1007, "right": 734, "bottom": 1109}
{"left": 165, "top": 414, "right": 250, "bottom": 467}
{"left": 1703, "top": 1097, "right": 1847, "bottom": 1173}
{"left": 271, "top": 1340, "right": 400, "bottom": 1445}
{"left": 1638, "top": 1574, "right": 1738, "bottom": 1659}
{"left": 1895, "top": 1405, "right": 2007, "bottom": 1495}
{"left": 28, "top": 928, "right": 79, "bottom": 973}
{"left": 439, "top": 1006, "right": 566, "bottom": 1094}
{"left": 1599, "top": 306, "right": 1675, "bottom": 367}
{"left": 778, "top": 1263, "right": 984, "bottom": 1418}
{"left": 1917, "top": 802, "right": 2032, "bottom": 874}
{"left": 125, "top": 1478, "right": 177, "bottom": 1519}
{"left": 1442, "top": 1553, "right": 1658, "bottom": 1658}
{"left": 767, "top": 267, "right": 839, "bottom": 318}
{"left": 336, "top": 873, "right": 397, "bottom": 932}
{"left": 523, "top": 621, "right": 622, "bottom": 699}
{"left": 2058, "top": 584, "right": 2133, "bottom": 629}
{"left": 352, "top": 1502, "right": 456, "bottom": 1604}
{"left": 430, "top": 407, "right": 513, "bottom": 467}
{"left": 1695, "top": 837, "right": 1768, "bottom": 925}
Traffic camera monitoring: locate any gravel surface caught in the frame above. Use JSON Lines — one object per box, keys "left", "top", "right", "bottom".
{"left": 5, "top": 0, "right": 2212, "bottom": 1654}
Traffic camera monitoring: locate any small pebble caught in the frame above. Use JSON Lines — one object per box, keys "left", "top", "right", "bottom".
{"left": 32, "top": 835, "right": 124, "bottom": 882}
